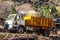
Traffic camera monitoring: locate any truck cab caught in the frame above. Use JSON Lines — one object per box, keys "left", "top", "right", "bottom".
{"left": 4, "top": 14, "right": 25, "bottom": 33}
{"left": 4, "top": 14, "right": 17, "bottom": 29}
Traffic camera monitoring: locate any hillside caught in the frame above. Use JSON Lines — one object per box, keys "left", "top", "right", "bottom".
{"left": 0, "top": 1, "right": 15, "bottom": 19}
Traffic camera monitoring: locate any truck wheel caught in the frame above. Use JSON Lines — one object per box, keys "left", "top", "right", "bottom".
{"left": 17, "top": 25, "right": 26, "bottom": 34}
{"left": 18, "top": 27, "right": 24, "bottom": 34}
{"left": 43, "top": 30, "right": 50, "bottom": 36}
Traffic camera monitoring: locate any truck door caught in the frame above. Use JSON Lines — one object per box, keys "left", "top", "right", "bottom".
{"left": 19, "top": 14, "right": 25, "bottom": 25}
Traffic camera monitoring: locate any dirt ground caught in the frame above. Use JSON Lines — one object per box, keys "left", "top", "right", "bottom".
{"left": 0, "top": 32, "right": 53, "bottom": 40}
{"left": 0, "top": 26, "right": 60, "bottom": 40}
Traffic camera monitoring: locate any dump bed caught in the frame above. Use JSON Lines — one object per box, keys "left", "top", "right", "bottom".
{"left": 25, "top": 17, "right": 55, "bottom": 28}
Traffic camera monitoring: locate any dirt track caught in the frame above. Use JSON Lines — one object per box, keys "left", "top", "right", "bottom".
{"left": 0, "top": 32, "right": 53, "bottom": 40}
{"left": 0, "top": 26, "right": 60, "bottom": 40}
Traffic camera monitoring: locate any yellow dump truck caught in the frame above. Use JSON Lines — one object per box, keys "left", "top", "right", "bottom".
{"left": 25, "top": 16, "right": 55, "bottom": 29}
{"left": 4, "top": 14, "right": 56, "bottom": 36}
{"left": 24, "top": 16, "right": 55, "bottom": 35}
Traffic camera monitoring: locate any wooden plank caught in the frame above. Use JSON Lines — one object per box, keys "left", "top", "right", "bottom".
{"left": 45, "top": 18, "right": 49, "bottom": 27}
{"left": 25, "top": 17, "right": 55, "bottom": 28}
{"left": 30, "top": 17, "right": 34, "bottom": 26}
{"left": 33, "top": 17, "right": 37, "bottom": 26}
{"left": 36, "top": 18, "right": 41, "bottom": 26}
{"left": 25, "top": 20, "right": 31, "bottom": 26}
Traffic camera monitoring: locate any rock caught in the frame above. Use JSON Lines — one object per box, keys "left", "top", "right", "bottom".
{"left": 38, "top": 36, "right": 52, "bottom": 40}
{"left": 57, "top": 31, "right": 60, "bottom": 34}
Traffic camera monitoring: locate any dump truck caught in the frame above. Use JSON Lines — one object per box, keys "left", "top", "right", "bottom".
{"left": 4, "top": 14, "right": 56, "bottom": 36}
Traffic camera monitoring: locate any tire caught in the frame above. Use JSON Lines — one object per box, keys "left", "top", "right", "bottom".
{"left": 43, "top": 30, "right": 50, "bottom": 36}
{"left": 39, "top": 29, "right": 50, "bottom": 36}
{"left": 52, "top": 27, "right": 57, "bottom": 34}
{"left": 17, "top": 25, "right": 26, "bottom": 34}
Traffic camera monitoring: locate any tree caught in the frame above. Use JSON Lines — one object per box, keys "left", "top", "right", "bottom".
{"left": 10, "top": 7, "right": 16, "bottom": 14}
{"left": 38, "top": 4, "right": 57, "bottom": 18}
{"left": 49, "top": 4, "right": 57, "bottom": 18}
{"left": 40, "top": 5, "right": 50, "bottom": 18}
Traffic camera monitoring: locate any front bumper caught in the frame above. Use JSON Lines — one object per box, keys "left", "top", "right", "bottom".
{"left": 4, "top": 22, "right": 9, "bottom": 30}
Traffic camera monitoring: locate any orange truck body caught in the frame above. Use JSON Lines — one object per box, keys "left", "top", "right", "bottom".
{"left": 25, "top": 17, "right": 55, "bottom": 29}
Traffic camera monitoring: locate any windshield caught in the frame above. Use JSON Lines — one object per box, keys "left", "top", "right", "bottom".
{"left": 7, "top": 15, "right": 16, "bottom": 20}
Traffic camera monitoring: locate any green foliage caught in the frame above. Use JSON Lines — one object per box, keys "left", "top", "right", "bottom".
{"left": 40, "top": 5, "right": 50, "bottom": 18}
{"left": 49, "top": 4, "right": 58, "bottom": 18}
{"left": 31, "top": 0, "right": 40, "bottom": 8}
{"left": 38, "top": 0, "right": 40, "bottom": 2}
{"left": 11, "top": 7, "right": 16, "bottom": 14}
{"left": 40, "top": 4, "right": 57, "bottom": 18}
{"left": 32, "top": 3, "right": 37, "bottom": 8}
{"left": 50, "top": 4, "right": 57, "bottom": 13}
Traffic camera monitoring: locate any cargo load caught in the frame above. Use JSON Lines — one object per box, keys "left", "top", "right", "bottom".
{"left": 25, "top": 17, "right": 55, "bottom": 28}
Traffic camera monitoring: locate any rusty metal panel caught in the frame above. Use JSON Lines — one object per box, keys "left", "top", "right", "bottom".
{"left": 41, "top": 18, "right": 49, "bottom": 27}
{"left": 45, "top": 18, "right": 49, "bottom": 27}
{"left": 30, "top": 17, "right": 34, "bottom": 26}
{"left": 42, "top": 18, "right": 44, "bottom": 26}
{"left": 50, "top": 22, "right": 55, "bottom": 27}
{"left": 48, "top": 18, "right": 55, "bottom": 27}
{"left": 33, "top": 17, "right": 37, "bottom": 26}
{"left": 40, "top": 18, "right": 43, "bottom": 26}
{"left": 48, "top": 18, "right": 52, "bottom": 23}
{"left": 25, "top": 20, "right": 31, "bottom": 26}
{"left": 36, "top": 18, "right": 41, "bottom": 26}
{"left": 25, "top": 17, "right": 55, "bottom": 28}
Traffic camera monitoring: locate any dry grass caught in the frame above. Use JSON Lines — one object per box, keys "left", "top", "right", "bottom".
{"left": 0, "top": 32, "right": 37, "bottom": 40}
